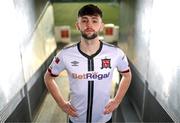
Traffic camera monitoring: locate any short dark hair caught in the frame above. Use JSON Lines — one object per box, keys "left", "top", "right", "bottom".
{"left": 78, "top": 4, "right": 102, "bottom": 18}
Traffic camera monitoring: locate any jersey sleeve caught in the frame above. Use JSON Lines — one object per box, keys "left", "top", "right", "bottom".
{"left": 116, "top": 48, "right": 130, "bottom": 73}
{"left": 47, "top": 50, "right": 66, "bottom": 77}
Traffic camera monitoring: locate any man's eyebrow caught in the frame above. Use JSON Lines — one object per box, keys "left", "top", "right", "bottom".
{"left": 81, "top": 16, "right": 99, "bottom": 19}
{"left": 91, "top": 16, "right": 99, "bottom": 19}
{"left": 81, "top": 16, "right": 88, "bottom": 19}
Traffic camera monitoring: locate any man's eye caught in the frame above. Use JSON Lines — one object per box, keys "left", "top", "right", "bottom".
{"left": 93, "top": 20, "right": 98, "bottom": 23}
{"left": 82, "top": 20, "right": 87, "bottom": 23}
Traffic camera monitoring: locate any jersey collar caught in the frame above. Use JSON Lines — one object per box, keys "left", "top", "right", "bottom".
{"left": 77, "top": 40, "right": 103, "bottom": 59}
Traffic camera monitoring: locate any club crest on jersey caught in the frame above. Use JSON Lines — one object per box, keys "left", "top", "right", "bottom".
{"left": 101, "top": 58, "right": 111, "bottom": 69}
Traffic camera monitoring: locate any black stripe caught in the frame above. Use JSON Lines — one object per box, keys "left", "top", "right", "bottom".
{"left": 86, "top": 81, "right": 94, "bottom": 123}
{"left": 88, "top": 59, "right": 91, "bottom": 71}
{"left": 87, "top": 59, "right": 94, "bottom": 122}
{"left": 120, "top": 69, "right": 130, "bottom": 73}
{"left": 77, "top": 41, "right": 99, "bottom": 122}
{"left": 88, "top": 59, "right": 94, "bottom": 71}
{"left": 91, "top": 59, "right": 94, "bottom": 71}
{"left": 47, "top": 68, "right": 58, "bottom": 77}
{"left": 87, "top": 58, "right": 94, "bottom": 122}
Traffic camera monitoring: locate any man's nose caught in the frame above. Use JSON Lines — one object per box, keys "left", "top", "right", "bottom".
{"left": 86, "top": 20, "right": 93, "bottom": 27}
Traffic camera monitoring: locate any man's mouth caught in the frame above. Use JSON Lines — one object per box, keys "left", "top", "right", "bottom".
{"left": 85, "top": 28, "right": 94, "bottom": 32}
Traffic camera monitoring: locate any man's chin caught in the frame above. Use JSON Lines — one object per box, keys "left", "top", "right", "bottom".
{"left": 81, "top": 33, "right": 98, "bottom": 40}
{"left": 83, "top": 36, "right": 97, "bottom": 40}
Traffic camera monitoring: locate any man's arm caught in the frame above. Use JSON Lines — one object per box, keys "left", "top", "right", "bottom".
{"left": 104, "top": 68, "right": 132, "bottom": 114}
{"left": 44, "top": 70, "right": 78, "bottom": 117}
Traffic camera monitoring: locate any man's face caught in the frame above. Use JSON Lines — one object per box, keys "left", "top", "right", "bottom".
{"left": 76, "top": 15, "right": 104, "bottom": 40}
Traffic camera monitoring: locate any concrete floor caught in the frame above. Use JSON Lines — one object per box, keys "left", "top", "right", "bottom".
{"left": 33, "top": 70, "right": 69, "bottom": 123}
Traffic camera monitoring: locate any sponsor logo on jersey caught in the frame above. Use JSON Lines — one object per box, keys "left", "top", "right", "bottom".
{"left": 101, "top": 58, "right": 111, "bottom": 69}
{"left": 71, "top": 61, "right": 79, "bottom": 66}
{"left": 72, "top": 72, "right": 110, "bottom": 80}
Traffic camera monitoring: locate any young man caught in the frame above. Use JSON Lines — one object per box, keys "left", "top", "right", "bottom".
{"left": 44, "top": 4, "right": 131, "bottom": 123}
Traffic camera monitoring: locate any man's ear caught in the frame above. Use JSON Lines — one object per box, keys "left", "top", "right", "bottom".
{"left": 100, "top": 22, "right": 104, "bottom": 32}
{"left": 75, "top": 22, "right": 80, "bottom": 30}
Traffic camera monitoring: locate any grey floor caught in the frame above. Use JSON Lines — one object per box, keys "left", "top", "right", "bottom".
{"left": 33, "top": 71, "right": 69, "bottom": 123}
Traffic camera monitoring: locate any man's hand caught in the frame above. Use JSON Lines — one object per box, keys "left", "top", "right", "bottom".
{"left": 61, "top": 101, "right": 78, "bottom": 117}
{"left": 103, "top": 99, "right": 119, "bottom": 114}
{"left": 103, "top": 69, "right": 132, "bottom": 115}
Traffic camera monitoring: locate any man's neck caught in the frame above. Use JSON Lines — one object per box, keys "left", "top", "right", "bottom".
{"left": 80, "top": 37, "right": 100, "bottom": 56}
